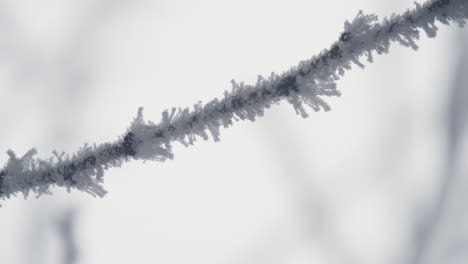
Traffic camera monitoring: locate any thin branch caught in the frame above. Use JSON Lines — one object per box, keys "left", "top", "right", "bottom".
{"left": 57, "top": 208, "right": 79, "bottom": 264}
{"left": 409, "top": 28, "right": 468, "bottom": 264}
{"left": 1, "top": 0, "right": 467, "bottom": 201}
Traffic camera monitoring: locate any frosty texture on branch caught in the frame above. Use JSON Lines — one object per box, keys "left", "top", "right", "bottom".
{"left": 0, "top": 0, "right": 467, "bottom": 201}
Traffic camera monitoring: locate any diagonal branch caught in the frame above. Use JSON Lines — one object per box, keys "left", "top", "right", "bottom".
{"left": 1, "top": 0, "right": 467, "bottom": 202}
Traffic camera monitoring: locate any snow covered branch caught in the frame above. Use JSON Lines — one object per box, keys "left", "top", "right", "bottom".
{"left": 1, "top": 0, "right": 467, "bottom": 202}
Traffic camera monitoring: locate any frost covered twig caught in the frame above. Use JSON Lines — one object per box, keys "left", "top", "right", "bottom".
{"left": 1, "top": 0, "right": 467, "bottom": 201}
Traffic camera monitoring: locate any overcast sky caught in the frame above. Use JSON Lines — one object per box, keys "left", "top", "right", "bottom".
{"left": 0, "top": 1, "right": 466, "bottom": 264}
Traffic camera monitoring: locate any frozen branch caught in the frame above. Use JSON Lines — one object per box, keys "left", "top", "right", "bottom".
{"left": 1, "top": 0, "right": 467, "bottom": 202}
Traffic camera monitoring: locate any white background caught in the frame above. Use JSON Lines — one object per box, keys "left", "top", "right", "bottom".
{"left": 0, "top": 0, "right": 467, "bottom": 263}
